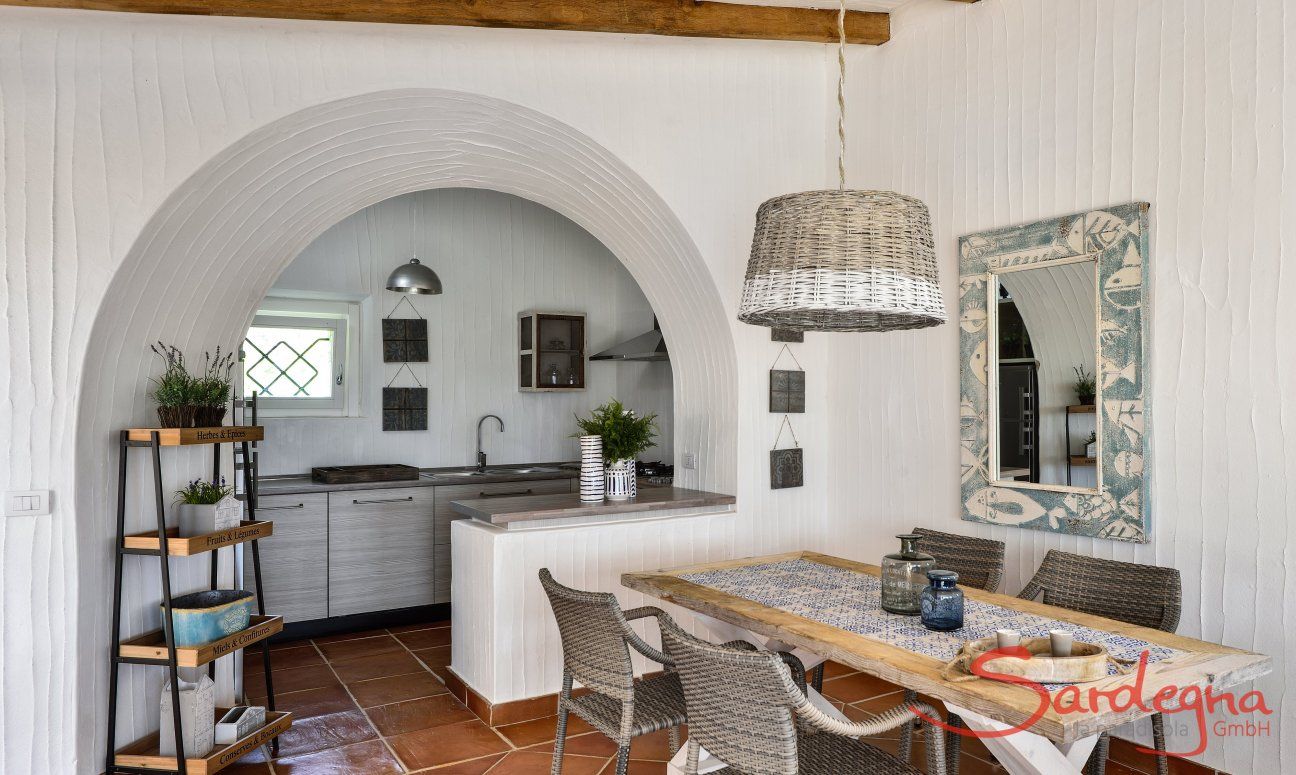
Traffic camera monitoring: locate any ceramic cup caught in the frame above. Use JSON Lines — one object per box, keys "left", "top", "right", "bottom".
{"left": 1049, "top": 630, "right": 1073, "bottom": 657}
{"left": 995, "top": 629, "right": 1022, "bottom": 649}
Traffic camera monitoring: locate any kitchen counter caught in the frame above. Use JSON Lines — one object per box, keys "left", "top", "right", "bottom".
{"left": 450, "top": 487, "right": 736, "bottom": 528}
{"left": 256, "top": 462, "right": 578, "bottom": 495}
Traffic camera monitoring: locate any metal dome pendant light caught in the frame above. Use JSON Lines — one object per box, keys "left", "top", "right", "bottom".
{"left": 737, "top": 0, "right": 946, "bottom": 333}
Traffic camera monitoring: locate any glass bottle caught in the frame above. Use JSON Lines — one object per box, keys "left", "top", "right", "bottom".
{"left": 548, "top": 363, "right": 561, "bottom": 386}
{"left": 880, "top": 534, "right": 935, "bottom": 615}
{"left": 920, "top": 570, "right": 965, "bottom": 632}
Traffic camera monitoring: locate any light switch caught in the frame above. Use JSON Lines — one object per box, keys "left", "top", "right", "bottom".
{"left": 6, "top": 490, "right": 52, "bottom": 517}
{"left": 682, "top": 452, "right": 697, "bottom": 470}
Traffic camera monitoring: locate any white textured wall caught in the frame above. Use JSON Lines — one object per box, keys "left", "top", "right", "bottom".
{"left": 829, "top": 0, "right": 1295, "bottom": 770}
{"left": 0, "top": 9, "right": 834, "bottom": 773}
{"left": 257, "top": 187, "right": 673, "bottom": 473}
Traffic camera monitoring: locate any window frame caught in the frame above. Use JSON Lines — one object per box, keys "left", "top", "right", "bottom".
{"left": 243, "top": 297, "right": 361, "bottom": 418}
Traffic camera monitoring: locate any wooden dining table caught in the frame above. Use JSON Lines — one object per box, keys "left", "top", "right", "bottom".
{"left": 622, "top": 551, "right": 1271, "bottom": 775}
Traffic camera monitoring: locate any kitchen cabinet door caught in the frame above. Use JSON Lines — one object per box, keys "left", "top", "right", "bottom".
{"left": 432, "top": 477, "right": 573, "bottom": 545}
{"left": 328, "top": 486, "right": 436, "bottom": 617}
{"left": 246, "top": 493, "right": 328, "bottom": 623}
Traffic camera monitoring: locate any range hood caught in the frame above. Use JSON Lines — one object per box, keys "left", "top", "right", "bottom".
{"left": 590, "top": 319, "right": 669, "bottom": 362}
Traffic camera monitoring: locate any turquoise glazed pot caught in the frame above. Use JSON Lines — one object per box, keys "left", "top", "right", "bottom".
{"left": 163, "top": 590, "right": 255, "bottom": 647}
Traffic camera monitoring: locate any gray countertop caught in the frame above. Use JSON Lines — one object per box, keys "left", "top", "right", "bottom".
{"left": 450, "top": 487, "right": 736, "bottom": 525}
{"left": 256, "top": 462, "right": 579, "bottom": 495}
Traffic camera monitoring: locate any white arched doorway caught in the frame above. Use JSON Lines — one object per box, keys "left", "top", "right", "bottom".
{"left": 75, "top": 88, "right": 737, "bottom": 762}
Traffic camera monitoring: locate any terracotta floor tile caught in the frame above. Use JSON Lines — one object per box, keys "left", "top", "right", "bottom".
{"left": 394, "top": 627, "right": 453, "bottom": 650}
{"left": 249, "top": 644, "right": 324, "bottom": 671}
{"left": 271, "top": 637, "right": 315, "bottom": 651}
{"left": 273, "top": 685, "right": 358, "bottom": 720}
{"left": 247, "top": 663, "right": 340, "bottom": 698}
{"left": 425, "top": 752, "right": 507, "bottom": 773}
{"left": 490, "top": 750, "right": 606, "bottom": 775}
{"left": 821, "top": 671, "right": 903, "bottom": 703}
{"left": 627, "top": 727, "right": 685, "bottom": 761}
{"left": 529, "top": 731, "right": 620, "bottom": 758}
{"left": 273, "top": 739, "right": 403, "bottom": 774}
{"left": 494, "top": 712, "right": 597, "bottom": 748}
{"left": 957, "top": 753, "right": 1011, "bottom": 775}
{"left": 330, "top": 650, "right": 426, "bottom": 683}
{"left": 314, "top": 627, "right": 393, "bottom": 644}
{"left": 820, "top": 660, "right": 859, "bottom": 680}
{"left": 387, "top": 718, "right": 510, "bottom": 770}
{"left": 367, "top": 694, "right": 477, "bottom": 736}
{"left": 317, "top": 634, "right": 405, "bottom": 663}
{"left": 349, "top": 670, "right": 449, "bottom": 708}
{"left": 415, "top": 645, "right": 452, "bottom": 677}
{"left": 625, "top": 760, "right": 669, "bottom": 775}
{"left": 389, "top": 619, "right": 451, "bottom": 634}
{"left": 221, "top": 762, "right": 273, "bottom": 775}
{"left": 272, "top": 709, "right": 377, "bottom": 759}
{"left": 848, "top": 690, "right": 908, "bottom": 719}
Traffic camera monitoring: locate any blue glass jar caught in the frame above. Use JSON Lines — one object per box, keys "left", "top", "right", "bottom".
{"left": 920, "top": 570, "right": 964, "bottom": 631}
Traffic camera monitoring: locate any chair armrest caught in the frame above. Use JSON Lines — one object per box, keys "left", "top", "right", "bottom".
{"left": 620, "top": 607, "right": 675, "bottom": 667}
{"left": 793, "top": 697, "right": 948, "bottom": 775}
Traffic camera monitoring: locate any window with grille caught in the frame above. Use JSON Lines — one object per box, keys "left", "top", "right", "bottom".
{"left": 243, "top": 304, "right": 356, "bottom": 416}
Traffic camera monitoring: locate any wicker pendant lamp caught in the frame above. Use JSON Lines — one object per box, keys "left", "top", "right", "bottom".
{"left": 737, "top": 0, "right": 946, "bottom": 333}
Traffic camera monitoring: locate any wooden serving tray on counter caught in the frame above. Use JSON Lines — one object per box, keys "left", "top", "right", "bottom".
{"left": 311, "top": 464, "right": 420, "bottom": 484}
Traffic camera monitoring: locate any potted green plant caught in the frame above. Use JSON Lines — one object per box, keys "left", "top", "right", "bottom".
{"left": 1084, "top": 431, "right": 1098, "bottom": 459}
{"left": 574, "top": 399, "right": 658, "bottom": 500}
{"left": 174, "top": 478, "right": 239, "bottom": 536}
{"left": 1072, "top": 364, "right": 1096, "bottom": 406}
{"left": 150, "top": 342, "right": 195, "bottom": 428}
{"left": 193, "top": 347, "right": 236, "bottom": 427}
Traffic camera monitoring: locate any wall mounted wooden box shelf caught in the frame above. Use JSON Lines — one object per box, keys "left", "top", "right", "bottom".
{"left": 113, "top": 709, "right": 292, "bottom": 775}
{"left": 519, "top": 311, "right": 586, "bottom": 392}
{"left": 125, "top": 426, "right": 264, "bottom": 445}
{"left": 119, "top": 616, "right": 284, "bottom": 667}
{"left": 122, "top": 521, "right": 274, "bottom": 556}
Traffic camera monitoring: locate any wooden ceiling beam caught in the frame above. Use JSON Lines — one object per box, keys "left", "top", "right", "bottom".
{"left": 4, "top": 0, "right": 891, "bottom": 45}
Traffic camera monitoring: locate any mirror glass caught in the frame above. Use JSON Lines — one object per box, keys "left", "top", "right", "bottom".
{"left": 991, "top": 259, "right": 1097, "bottom": 489}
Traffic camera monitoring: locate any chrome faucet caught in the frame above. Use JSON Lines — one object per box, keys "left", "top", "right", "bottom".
{"left": 476, "top": 414, "right": 504, "bottom": 472}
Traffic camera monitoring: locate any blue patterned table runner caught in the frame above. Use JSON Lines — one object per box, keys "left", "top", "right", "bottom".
{"left": 681, "top": 558, "right": 1180, "bottom": 687}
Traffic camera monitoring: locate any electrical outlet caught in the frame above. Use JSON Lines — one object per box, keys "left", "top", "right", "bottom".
{"left": 6, "top": 490, "right": 52, "bottom": 517}
{"left": 682, "top": 452, "right": 697, "bottom": 470}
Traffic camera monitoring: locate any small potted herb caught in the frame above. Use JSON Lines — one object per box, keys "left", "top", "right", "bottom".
{"left": 1072, "top": 365, "right": 1096, "bottom": 406}
{"left": 1084, "top": 431, "right": 1098, "bottom": 459}
{"left": 193, "top": 347, "right": 236, "bottom": 427}
{"left": 574, "top": 399, "right": 658, "bottom": 500}
{"left": 174, "top": 478, "right": 239, "bottom": 536}
{"left": 150, "top": 342, "right": 195, "bottom": 428}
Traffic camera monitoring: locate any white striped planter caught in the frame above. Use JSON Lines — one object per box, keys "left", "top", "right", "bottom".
{"left": 605, "top": 458, "right": 638, "bottom": 501}
{"left": 579, "top": 435, "right": 605, "bottom": 503}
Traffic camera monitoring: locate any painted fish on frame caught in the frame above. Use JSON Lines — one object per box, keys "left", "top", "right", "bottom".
{"left": 1099, "top": 318, "right": 1127, "bottom": 347}
{"left": 1100, "top": 356, "right": 1137, "bottom": 389}
{"left": 1103, "top": 243, "right": 1143, "bottom": 309}
{"left": 1114, "top": 450, "right": 1144, "bottom": 478}
{"left": 1099, "top": 518, "right": 1146, "bottom": 542}
{"left": 1104, "top": 399, "right": 1144, "bottom": 446}
{"left": 960, "top": 307, "right": 987, "bottom": 334}
{"left": 969, "top": 341, "right": 988, "bottom": 385}
{"left": 965, "top": 487, "right": 1047, "bottom": 525}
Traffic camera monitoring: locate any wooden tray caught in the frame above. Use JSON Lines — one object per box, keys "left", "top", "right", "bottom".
{"left": 943, "top": 636, "right": 1121, "bottom": 684}
{"left": 119, "top": 615, "right": 283, "bottom": 667}
{"left": 311, "top": 464, "right": 420, "bottom": 484}
{"left": 123, "top": 521, "right": 273, "bottom": 556}
{"left": 114, "top": 709, "right": 291, "bottom": 774}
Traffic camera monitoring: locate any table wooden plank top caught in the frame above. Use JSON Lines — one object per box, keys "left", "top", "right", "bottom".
{"left": 622, "top": 551, "right": 1271, "bottom": 744}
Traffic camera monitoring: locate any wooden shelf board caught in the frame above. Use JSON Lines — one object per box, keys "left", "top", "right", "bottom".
{"left": 1068, "top": 456, "right": 1097, "bottom": 466}
{"left": 114, "top": 709, "right": 291, "bottom": 775}
{"left": 1066, "top": 404, "right": 1096, "bottom": 413}
{"left": 125, "top": 426, "right": 264, "bottom": 445}
{"left": 537, "top": 348, "right": 583, "bottom": 354}
{"left": 123, "top": 521, "right": 273, "bottom": 556}
{"left": 119, "top": 616, "right": 283, "bottom": 667}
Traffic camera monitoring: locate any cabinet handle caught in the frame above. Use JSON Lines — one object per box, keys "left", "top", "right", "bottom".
{"left": 352, "top": 496, "right": 416, "bottom": 505}
{"left": 479, "top": 489, "right": 534, "bottom": 498}
{"left": 259, "top": 503, "right": 305, "bottom": 511}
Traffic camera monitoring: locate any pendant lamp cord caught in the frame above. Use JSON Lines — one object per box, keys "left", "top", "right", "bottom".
{"left": 836, "top": 0, "right": 847, "bottom": 191}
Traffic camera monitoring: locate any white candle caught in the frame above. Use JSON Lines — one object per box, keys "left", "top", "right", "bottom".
{"left": 995, "top": 629, "right": 1021, "bottom": 649}
{"left": 1049, "top": 630, "right": 1073, "bottom": 657}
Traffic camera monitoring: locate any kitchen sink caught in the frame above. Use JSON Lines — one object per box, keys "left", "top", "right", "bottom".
{"left": 421, "top": 466, "right": 566, "bottom": 479}
{"left": 422, "top": 471, "right": 484, "bottom": 478}
{"left": 507, "top": 466, "right": 563, "bottom": 474}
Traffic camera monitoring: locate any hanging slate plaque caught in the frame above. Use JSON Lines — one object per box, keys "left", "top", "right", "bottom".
{"left": 769, "top": 370, "right": 806, "bottom": 413}
{"left": 770, "top": 448, "right": 804, "bottom": 489}
{"left": 382, "top": 387, "right": 428, "bottom": 431}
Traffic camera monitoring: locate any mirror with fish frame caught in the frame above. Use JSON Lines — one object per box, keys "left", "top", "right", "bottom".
{"left": 958, "top": 203, "right": 1151, "bottom": 543}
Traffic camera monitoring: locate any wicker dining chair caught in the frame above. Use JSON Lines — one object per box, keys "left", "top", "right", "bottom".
{"left": 1018, "top": 550, "right": 1183, "bottom": 775}
{"left": 658, "top": 612, "right": 948, "bottom": 775}
{"left": 539, "top": 568, "right": 685, "bottom": 775}
{"left": 887, "top": 527, "right": 1008, "bottom": 772}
